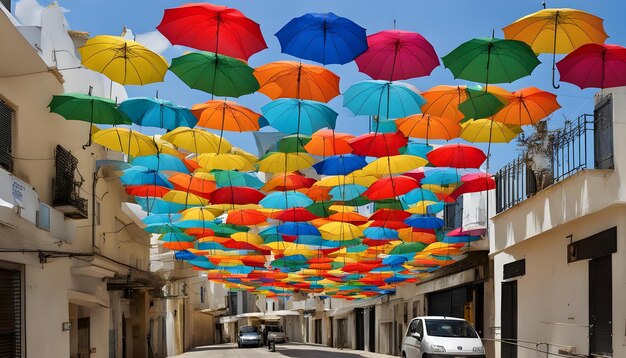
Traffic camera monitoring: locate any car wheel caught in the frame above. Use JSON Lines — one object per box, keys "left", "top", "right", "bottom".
{"left": 238, "top": 342, "right": 241, "bottom": 348}
{"left": 402, "top": 352, "right": 406, "bottom": 358}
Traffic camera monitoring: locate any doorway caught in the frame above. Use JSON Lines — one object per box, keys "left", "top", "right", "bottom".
{"left": 368, "top": 307, "right": 376, "bottom": 352}
{"left": 355, "top": 308, "right": 364, "bottom": 350}
{"left": 314, "top": 319, "right": 322, "bottom": 344}
{"left": 501, "top": 281, "right": 518, "bottom": 358}
{"left": 77, "top": 317, "right": 90, "bottom": 358}
{"left": 589, "top": 255, "right": 612, "bottom": 356}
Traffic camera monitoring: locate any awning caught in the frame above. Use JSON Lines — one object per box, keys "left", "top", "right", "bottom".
{"left": 265, "top": 310, "right": 300, "bottom": 317}
{"left": 68, "top": 290, "right": 109, "bottom": 308}
{"left": 220, "top": 316, "right": 239, "bottom": 324}
{"left": 327, "top": 297, "right": 382, "bottom": 317}
{"left": 236, "top": 312, "right": 264, "bottom": 318}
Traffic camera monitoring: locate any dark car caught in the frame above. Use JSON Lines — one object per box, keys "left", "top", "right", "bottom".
{"left": 237, "top": 325, "right": 261, "bottom": 348}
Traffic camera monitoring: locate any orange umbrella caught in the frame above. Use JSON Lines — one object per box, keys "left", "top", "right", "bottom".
{"left": 492, "top": 87, "right": 560, "bottom": 126}
{"left": 421, "top": 85, "right": 511, "bottom": 121}
{"left": 191, "top": 100, "right": 260, "bottom": 132}
{"left": 304, "top": 129, "right": 354, "bottom": 156}
{"left": 168, "top": 173, "right": 216, "bottom": 199}
{"left": 262, "top": 173, "right": 317, "bottom": 192}
{"left": 327, "top": 211, "right": 369, "bottom": 225}
{"left": 306, "top": 186, "right": 332, "bottom": 201}
{"left": 225, "top": 209, "right": 268, "bottom": 225}
{"left": 254, "top": 61, "right": 340, "bottom": 102}
{"left": 396, "top": 114, "right": 461, "bottom": 142}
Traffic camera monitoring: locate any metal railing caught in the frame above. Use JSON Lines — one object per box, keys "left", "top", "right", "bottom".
{"left": 495, "top": 114, "right": 607, "bottom": 213}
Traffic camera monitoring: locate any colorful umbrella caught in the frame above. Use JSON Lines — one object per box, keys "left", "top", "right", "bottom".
{"left": 191, "top": 100, "right": 260, "bottom": 133}
{"left": 213, "top": 170, "right": 264, "bottom": 189}
{"left": 451, "top": 172, "right": 495, "bottom": 199}
{"left": 396, "top": 114, "right": 461, "bottom": 143}
{"left": 131, "top": 154, "right": 190, "bottom": 173}
{"left": 78, "top": 35, "right": 168, "bottom": 85}
{"left": 312, "top": 155, "right": 367, "bottom": 175}
{"left": 196, "top": 154, "right": 254, "bottom": 172}
{"left": 259, "top": 191, "right": 314, "bottom": 210}
{"left": 363, "top": 176, "right": 420, "bottom": 200}
{"left": 343, "top": 80, "right": 426, "bottom": 121}
{"left": 161, "top": 127, "right": 232, "bottom": 154}
{"left": 262, "top": 173, "right": 316, "bottom": 192}
{"left": 168, "top": 173, "right": 216, "bottom": 198}
{"left": 405, "top": 215, "right": 445, "bottom": 229}
{"left": 169, "top": 52, "right": 259, "bottom": 97}
{"left": 226, "top": 209, "right": 267, "bottom": 226}
{"left": 503, "top": 8, "right": 608, "bottom": 88}
{"left": 258, "top": 152, "right": 315, "bottom": 173}
{"left": 460, "top": 119, "right": 521, "bottom": 144}
{"left": 304, "top": 129, "right": 354, "bottom": 156}
{"left": 458, "top": 87, "right": 508, "bottom": 120}
{"left": 157, "top": 3, "right": 267, "bottom": 60}
{"left": 556, "top": 44, "right": 626, "bottom": 89}
{"left": 355, "top": 30, "right": 439, "bottom": 81}
{"left": 362, "top": 155, "right": 428, "bottom": 175}
{"left": 492, "top": 87, "right": 560, "bottom": 125}
{"left": 118, "top": 97, "right": 197, "bottom": 130}
{"left": 350, "top": 132, "right": 408, "bottom": 157}
{"left": 120, "top": 168, "right": 171, "bottom": 187}
{"left": 92, "top": 128, "right": 158, "bottom": 157}
{"left": 275, "top": 12, "right": 367, "bottom": 65}
{"left": 262, "top": 99, "right": 338, "bottom": 135}
{"left": 426, "top": 144, "right": 487, "bottom": 169}
{"left": 442, "top": 37, "right": 540, "bottom": 86}
{"left": 254, "top": 61, "right": 340, "bottom": 102}
{"left": 211, "top": 187, "right": 265, "bottom": 205}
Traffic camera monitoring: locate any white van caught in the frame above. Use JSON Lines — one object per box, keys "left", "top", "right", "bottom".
{"left": 402, "top": 316, "right": 486, "bottom": 358}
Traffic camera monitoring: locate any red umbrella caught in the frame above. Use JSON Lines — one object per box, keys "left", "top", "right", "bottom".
{"left": 451, "top": 172, "right": 495, "bottom": 199}
{"left": 355, "top": 30, "right": 440, "bottom": 81}
{"left": 262, "top": 173, "right": 316, "bottom": 192}
{"left": 402, "top": 169, "right": 426, "bottom": 183}
{"left": 426, "top": 144, "right": 487, "bottom": 169}
{"left": 125, "top": 185, "right": 170, "bottom": 197}
{"left": 350, "top": 132, "right": 408, "bottom": 157}
{"left": 369, "top": 209, "right": 411, "bottom": 222}
{"left": 274, "top": 208, "right": 318, "bottom": 222}
{"left": 368, "top": 220, "right": 409, "bottom": 230}
{"left": 226, "top": 209, "right": 267, "bottom": 225}
{"left": 363, "top": 175, "right": 420, "bottom": 200}
{"left": 556, "top": 43, "right": 626, "bottom": 89}
{"left": 447, "top": 227, "right": 486, "bottom": 237}
{"left": 157, "top": 3, "right": 267, "bottom": 60}
{"left": 211, "top": 186, "right": 265, "bottom": 205}
{"left": 327, "top": 212, "right": 369, "bottom": 225}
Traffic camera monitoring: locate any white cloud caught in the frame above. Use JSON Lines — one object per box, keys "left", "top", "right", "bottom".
{"left": 15, "top": 0, "right": 45, "bottom": 26}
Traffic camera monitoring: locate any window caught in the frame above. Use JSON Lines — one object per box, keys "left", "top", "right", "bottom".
{"left": 425, "top": 319, "right": 477, "bottom": 338}
{"left": 0, "top": 265, "right": 23, "bottom": 357}
{"left": 412, "top": 300, "right": 420, "bottom": 318}
{"left": 443, "top": 198, "right": 463, "bottom": 229}
{"left": 200, "top": 286, "right": 205, "bottom": 304}
{"left": 36, "top": 202, "right": 51, "bottom": 231}
{"left": 406, "top": 320, "right": 417, "bottom": 336}
{"left": 594, "top": 94, "right": 614, "bottom": 169}
{"left": 403, "top": 302, "right": 408, "bottom": 324}
{"left": 0, "top": 100, "right": 13, "bottom": 172}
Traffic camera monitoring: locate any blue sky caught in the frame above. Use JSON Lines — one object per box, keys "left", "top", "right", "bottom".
{"left": 46, "top": 0, "right": 626, "bottom": 170}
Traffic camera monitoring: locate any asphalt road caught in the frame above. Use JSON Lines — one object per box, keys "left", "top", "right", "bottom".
{"left": 169, "top": 343, "right": 394, "bottom": 358}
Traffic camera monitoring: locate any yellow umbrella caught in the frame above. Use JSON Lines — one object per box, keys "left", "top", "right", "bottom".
{"left": 421, "top": 184, "right": 459, "bottom": 195}
{"left": 162, "top": 190, "right": 209, "bottom": 206}
{"left": 460, "top": 119, "right": 521, "bottom": 143}
{"left": 257, "top": 152, "right": 314, "bottom": 173}
{"left": 318, "top": 222, "right": 363, "bottom": 241}
{"left": 230, "top": 232, "right": 264, "bottom": 246}
{"left": 405, "top": 200, "right": 440, "bottom": 215}
{"left": 362, "top": 155, "right": 428, "bottom": 175}
{"left": 180, "top": 206, "right": 222, "bottom": 221}
{"left": 154, "top": 138, "right": 184, "bottom": 157}
{"left": 161, "top": 127, "right": 231, "bottom": 154}
{"left": 92, "top": 127, "right": 158, "bottom": 157}
{"left": 195, "top": 153, "right": 255, "bottom": 171}
{"left": 78, "top": 35, "right": 168, "bottom": 85}
{"left": 230, "top": 147, "right": 258, "bottom": 163}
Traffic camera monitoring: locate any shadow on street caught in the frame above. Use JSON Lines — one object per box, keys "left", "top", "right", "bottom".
{"left": 277, "top": 347, "right": 363, "bottom": 358}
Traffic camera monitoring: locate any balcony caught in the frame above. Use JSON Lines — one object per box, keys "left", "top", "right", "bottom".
{"left": 52, "top": 145, "right": 88, "bottom": 219}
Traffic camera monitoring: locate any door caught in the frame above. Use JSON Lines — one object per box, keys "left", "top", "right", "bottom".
{"left": 368, "top": 307, "right": 376, "bottom": 352}
{"left": 314, "top": 319, "right": 322, "bottom": 344}
{"left": 403, "top": 319, "right": 423, "bottom": 357}
{"left": 0, "top": 268, "right": 22, "bottom": 358}
{"left": 501, "top": 281, "right": 518, "bottom": 358}
{"left": 589, "top": 255, "right": 612, "bottom": 356}
{"left": 329, "top": 317, "right": 333, "bottom": 348}
{"left": 77, "top": 317, "right": 90, "bottom": 358}
{"left": 355, "top": 308, "right": 364, "bottom": 350}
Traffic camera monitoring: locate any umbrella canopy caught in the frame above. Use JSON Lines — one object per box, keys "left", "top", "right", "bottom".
{"left": 362, "top": 155, "right": 428, "bottom": 175}
{"left": 363, "top": 176, "right": 420, "bottom": 200}
{"left": 119, "top": 97, "right": 197, "bottom": 130}
{"left": 226, "top": 209, "right": 267, "bottom": 225}
{"left": 460, "top": 119, "right": 521, "bottom": 143}
{"left": 262, "top": 173, "right": 316, "bottom": 192}
{"left": 157, "top": 3, "right": 267, "bottom": 60}
{"left": 405, "top": 215, "right": 445, "bottom": 229}
{"left": 312, "top": 154, "right": 367, "bottom": 175}
{"left": 78, "top": 35, "right": 168, "bottom": 85}
{"left": 120, "top": 168, "right": 172, "bottom": 187}
{"left": 168, "top": 173, "right": 216, "bottom": 198}
{"left": 258, "top": 152, "right": 315, "bottom": 173}
{"left": 275, "top": 12, "right": 367, "bottom": 65}
{"left": 451, "top": 172, "right": 495, "bottom": 199}
{"left": 492, "top": 87, "right": 560, "bottom": 125}
{"left": 319, "top": 222, "right": 363, "bottom": 241}
{"left": 254, "top": 61, "right": 340, "bottom": 102}
{"left": 131, "top": 154, "right": 190, "bottom": 173}
{"left": 343, "top": 80, "right": 426, "bottom": 120}
{"left": 442, "top": 38, "right": 540, "bottom": 85}
{"left": 304, "top": 129, "right": 354, "bottom": 156}
{"left": 213, "top": 170, "right": 264, "bottom": 189}
{"left": 260, "top": 191, "right": 314, "bottom": 210}
{"left": 557, "top": 44, "right": 626, "bottom": 89}
{"left": 350, "top": 132, "right": 408, "bottom": 157}
{"left": 262, "top": 99, "right": 338, "bottom": 135}
{"left": 396, "top": 114, "right": 461, "bottom": 142}
{"left": 211, "top": 187, "right": 265, "bottom": 205}
{"left": 161, "top": 127, "right": 232, "bottom": 154}
{"left": 196, "top": 153, "right": 254, "bottom": 172}
{"left": 426, "top": 144, "right": 487, "bottom": 169}
{"left": 92, "top": 128, "right": 158, "bottom": 157}
{"left": 169, "top": 52, "right": 259, "bottom": 97}
{"left": 355, "top": 30, "right": 439, "bottom": 81}
{"left": 191, "top": 100, "right": 260, "bottom": 132}
{"left": 126, "top": 185, "right": 170, "bottom": 198}
{"left": 458, "top": 87, "right": 508, "bottom": 120}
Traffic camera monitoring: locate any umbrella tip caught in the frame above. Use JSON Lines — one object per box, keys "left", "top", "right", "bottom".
{"left": 541, "top": 1, "right": 546, "bottom": 8}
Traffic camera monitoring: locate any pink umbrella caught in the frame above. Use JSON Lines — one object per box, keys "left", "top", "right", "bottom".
{"left": 355, "top": 30, "right": 439, "bottom": 81}
{"left": 450, "top": 172, "right": 495, "bottom": 199}
{"left": 556, "top": 44, "right": 626, "bottom": 89}
{"left": 447, "top": 227, "right": 486, "bottom": 237}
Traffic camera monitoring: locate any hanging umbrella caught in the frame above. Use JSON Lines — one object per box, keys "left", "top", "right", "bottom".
{"left": 161, "top": 127, "right": 231, "bottom": 154}
{"left": 312, "top": 155, "right": 367, "bottom": 175}
{"left": 420, "top": 85, "right": 468, "bottom": 121}
{"left": 426, "top": 144, "right": 487, "bottom": 169}
{"left": 319, "top": 222, "right": 363, "bottom": 241}
{"left": 196, "top": 154, "right": 255, "bottom": 172}
{"left": 304, "top": 129, "right": 354, "bottom": 156}
{"left": 275, "top": 12, "right": 367, "bottom": 65}
{"left": 258, "top": 152, "right": 315, "bottom": 173}
{"left": 503, "top": 8, "right": 608, "bottom": 88}
{"left": 492, "top": 87, "right": 560, "bottom": 125}
{"left": 460, "top": 119, "right": 521, "bottom": 144}
{"left": 213, "top": 170, "right": 264, "bottom": 189}
{"left": 362, "top": 155, "right": 428, "bottom": 175}
{"left": 157, "top": 3, "right": 267, "bottom": 60}
{"left": 92, "top": 128, "right": 158, "bottom": 157}
{"left": 274, "top": 135, "right": 311, "bottom": 153}
{"left": 355, "top": 30, "right": 439, "bottom": 81}
{"left": 405, "top": 215, "right": 445, "bottom": 229}
{"left": 458, "top": 86, "right": 509, "bottom": 120}
{"left": 349, "top": 132, "right": 408, "bottom": 157}
{"left": 211, "top": 187, "right": 265, "bottom": 205}
{"left": 274, "top": 208, "right": 318, "bottom": 222}
{"left": 363, "top": 176, "right": 420, "bottom": 200}
{"left": 343, "top": 80, "right": 426, "bottom": 121}
{"left": 396, "top": 114, "right": 461, "bottom": 143}
{"left": 226, "top": 209, "right": 268, "bottom": 225}
{"left": 168, "top": 173, "right": 216, "bottom": 198}
{"left": 262, "top": 173, "right": 316, "bottom": 192}
{"left": 442, "top": 37, "right": 540, "bottom": 86}
{"left": 131, "top": 154, "right": 189, "bottom": 173}
{"left": 118, "top": 97, "right": 197, "bottom": 130}
{"left": 162, "top": 190, "right": 209, "bottom": 206}
{"left": 450, "top": 172, "right": 495, "bottom": 199}
{"left": 48, "top": 92, "right": 131, "bottom": 147}
{"left": 421, "top": 168, "right": 464, "bottom": 185}
{"left": 329, "top": 184, "right": 367, "bottom": 201}
{"left": 125, "top": 185, "right": 170, "bottom": 198}
{"left": 191, "top": 100, "right": 260, "bottom": 135}
{"left": 260, "top": 191, "right": 314, "bottom": 210}
{"left": 120, "top": 168, "right": 172, "bottom": 187}
{"left": 78, "top": 35, "right": 168, "bottom": 85}
{"left": 169, "top": 52, "right": 259, "bottom": 97}
{"left": 254, "top": 61, "right": 340, "bottom": 102}
{"left": 556, "top": 44, "right": 626, "bottom": 89}
{"left": 401, "top": 186, "right": 438, "bottom": 204}
{"left": 262, "top": 99, "right": 338, "bottom": 135}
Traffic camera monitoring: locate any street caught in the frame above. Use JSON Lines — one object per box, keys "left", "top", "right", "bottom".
{"left": 168, "top": 343, "right": 394, "bottom": 358}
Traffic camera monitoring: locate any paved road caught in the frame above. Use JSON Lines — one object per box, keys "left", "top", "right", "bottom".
{"left": 169, "top": 343, "right": 394, "bottom": 358}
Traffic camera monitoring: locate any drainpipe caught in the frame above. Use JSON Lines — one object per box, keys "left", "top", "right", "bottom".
{"left": 92, "top": 171, "right": 98, "bottom": 252}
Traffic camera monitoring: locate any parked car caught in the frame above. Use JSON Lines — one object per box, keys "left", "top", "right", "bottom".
{"left": 265, "top": 325, "right": 286, "bottom": 344}
{"left": 237, "top": 325, "right": 261, "bottom": 348}
{"left": 402, "top": 316, "right": 486, "bottom": 357}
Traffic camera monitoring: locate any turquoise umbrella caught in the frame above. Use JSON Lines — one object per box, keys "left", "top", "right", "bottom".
{"left": 212, "top": 170, "right": 264, "bottom": 189}
{"left": 260, "top": 191, "right": 314, "bottom": 209}
{"left": 329, "top": 184, "right": 367, "bottom": 201}
{"left": 118, "top": 97, "right": 197, "bottom": 130}
{"left": 343, "top": 80, "right": 426, "bottom": 120}
{"left": 131, "top": 154, "right": 189, "bottom": 173}
{"left": 262, "top": 98, "right": 338, "bottom": 135}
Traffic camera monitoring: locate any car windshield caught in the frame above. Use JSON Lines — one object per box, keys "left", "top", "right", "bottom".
{"left": 266, "top": 326, "right": 282, "bottom": 332}
{"left": 425, "top": 319, "right": 478, "bottom": 338}
{"left": 240, "top": 326, "right": 258, "bottom": 334}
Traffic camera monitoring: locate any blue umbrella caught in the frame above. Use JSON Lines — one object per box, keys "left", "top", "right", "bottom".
{"left": 142, "top": 213, "right": 181, "bottom": 225}
{"left": 363, "top": 227, "right": 399, "bottom": 240}
{"left": 131, "top": 154, "right": 189, "bottom": 173}
{"left": 275, "top": 12, "right": 367, "bottom": 65}
{"left": 262, "top": 98, "right": 338, "bottom": 135}
{"left": 441, "top": 234, "right": 481, "bottom": 244}
{"left": 382, "top": 255, "right": 409, "bottom": 266}
{"left": 134, "top": 197, "right": 189, "bottom": 214}
{"left": 195, "top": 241, "right": 227, "bottom": 250}
{"left": 175, "top": 250, "right": 197, "bottom": 260}
{"left": 421, "top": 168, "right": 465, "bottom": 185}
{"left": 259, "top": 191, "right": 314, "bottom": 209}
{"left": 118, "top": 97, "right": 197, "bottom": 130}
{"left": 188, "top": 257, "right": 217, "bottom": 269}
{"left": 401, "top": 188, "right": 438, "bottom": 205}
{"left": 405, "top": 215, "right": 445, "bottom": 229}
{"left": 312, "top": 154, "right": 367, "bottom": 175}
{"left": 277, "top": 222, "right": 321, "bottom": 236}
{"left": 212, "top": 170, "right": 264, "bottom": 189}
{"left": 293, "top": 235, "right": 341, "bottom": 248}
{"left": 329, "top": 184, "right": 367, "bottom": 201}
{"left": 120, "top": 167, "right": 172, "bottom": 188}
{"left": 159, "top": 232, "right": 195, "bottom": 242}
{"left": 343, "top": 80, "right": 426, "bottom": 120}
{"left": 401, "top": 142, "right": 433, "bottom": 157}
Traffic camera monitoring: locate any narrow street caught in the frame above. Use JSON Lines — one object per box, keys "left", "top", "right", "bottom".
{"left": 169, "top": 343, "right": 394, "bottom": 358}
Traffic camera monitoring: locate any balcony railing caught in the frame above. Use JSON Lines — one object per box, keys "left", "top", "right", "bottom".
{"left": 52, "top": 145, "right": 88, "bottom": 219}
{"left": 495, "top": 109, "right": 613, "bottom": 214}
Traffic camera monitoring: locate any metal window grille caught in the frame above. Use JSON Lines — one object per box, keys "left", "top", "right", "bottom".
{"left": 0, "top": 268, "right": 22, "bottom": 358}
{"left": 594, "top": 94, "right": 614, "bottom": 169}
{"left": 0, "top": 101, "right": 13, "bottom": 172}
{"left": 53, "top": 145, "right": 88, "bottom": 218}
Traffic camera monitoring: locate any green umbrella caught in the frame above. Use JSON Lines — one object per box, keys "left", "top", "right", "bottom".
{"left": 458, "top": 86, "right": 506, "bottom": 121}
{"left": 276, "top": 134, "right": 311, "bottom": 153}
{"left": 169, "top": 51, "right": 259, "bottom": 97}
{"left": 442, "top": 38, "right": 540, "bottom": 85}
{"left": 373, "top": 199, "right": 404, "bottom": 211}
{"left": 306, "top": 201, "right": 337, "bottom": 218}
{"left": 390, "top": 242, "right": 427, "bottom": 255}
{"left": 48, "top": 92, "right": 131, "bottom": 147}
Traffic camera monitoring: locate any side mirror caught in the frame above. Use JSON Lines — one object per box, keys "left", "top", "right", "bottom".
{"left": 411, "top": 332, "right": 422, "bottom": 341}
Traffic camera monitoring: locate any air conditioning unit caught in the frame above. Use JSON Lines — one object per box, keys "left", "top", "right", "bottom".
{"left": 557, "top": 345, "right": 576, "bottom": 355}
